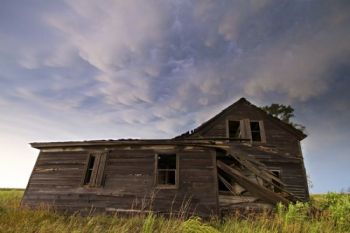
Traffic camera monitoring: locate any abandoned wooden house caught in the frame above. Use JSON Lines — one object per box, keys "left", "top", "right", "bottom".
{"left": 21, "top": 98, "right": 309, "bottom": 217}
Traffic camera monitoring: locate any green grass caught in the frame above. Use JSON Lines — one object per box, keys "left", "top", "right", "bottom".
{"left": 0, "top": 190, "right": 349, "bottom": 233}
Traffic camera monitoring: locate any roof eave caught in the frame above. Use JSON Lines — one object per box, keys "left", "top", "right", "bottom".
{"left": 30, "top": 139, "right": 173, "bottom": 149}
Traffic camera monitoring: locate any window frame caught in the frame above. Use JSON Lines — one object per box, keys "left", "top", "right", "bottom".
{"left": 250, "top": 120, "right": 267, "bottom": 143}
{"left": 154, "top": 153, "right": 179, "bottom": 189}
{"left": 81, "top": 152, "right": 108, "bottom": 188}
{"left": 227, "top": 120, "right": 241, "bottom": 140}
{"left": 83, "top": 154, "right": 97, "bottom": 185}
{"left": 270, "top": 169, "right": 283, "bottom": 193}
{"left": 250, "top": 121, "right": 262, "bottom": 142}
{"left": 226, "top": 119, "right": 266, "bottom": 143}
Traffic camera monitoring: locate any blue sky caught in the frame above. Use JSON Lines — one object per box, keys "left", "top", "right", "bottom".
{"left": 0, "top": 0, "right": 349, "bottom": 193}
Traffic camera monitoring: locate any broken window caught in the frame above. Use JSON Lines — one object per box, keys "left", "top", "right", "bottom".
{"left": 83, "top": 155, "right": 96, "bottom": 185}
{"left": 227, "top": 119, "right": 266, "bottom": 142}
{"left": 82, "top": 152, "right": 107, "bottom": 187}
{"left": 228, "top": 121, "right": 241, "bottom": 139}
{"left": 156, "top": 154, "right": 177, "bottom": 187}
{"left": 250, "top": 121, "right": 262, "bottom": 141}
{"left": 271, "top": 170, "right": 282, "bottom": 193}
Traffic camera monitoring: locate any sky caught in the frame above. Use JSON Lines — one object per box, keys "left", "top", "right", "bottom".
{"left": 0, "top": 0, "right": 349, "bottom": 193}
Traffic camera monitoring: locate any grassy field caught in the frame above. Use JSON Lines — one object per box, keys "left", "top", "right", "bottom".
{"left": 0, "top": 189, "right": 349, "bottom": 233}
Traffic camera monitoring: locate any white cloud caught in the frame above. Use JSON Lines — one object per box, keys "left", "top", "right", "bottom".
{"left": 42, "top": 0, "right": 169, "bottom": 109}
{"left": 46, "top": 0, "right": 166, "bottom": 72}
{"left": 18, "top": 48, "right": 40, "bottom": 69}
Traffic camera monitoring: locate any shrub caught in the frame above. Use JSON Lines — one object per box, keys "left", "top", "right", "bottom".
{"left": 276, "top": 202, "right": 310, "bottom": 223}
{"left": 322, "top": 193, "right": 350, "bottom": 230}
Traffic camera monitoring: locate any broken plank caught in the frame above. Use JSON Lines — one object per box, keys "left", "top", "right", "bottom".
{"left": 217, "top": 160, "right": 290, "bottom": 205}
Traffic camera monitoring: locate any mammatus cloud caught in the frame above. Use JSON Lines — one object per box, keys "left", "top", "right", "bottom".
{"left": 0, "top": 0, "right": 349, "bottom": 135}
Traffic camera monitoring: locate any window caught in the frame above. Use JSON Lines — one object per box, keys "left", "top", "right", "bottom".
{"left": 83, "top": 155, "right": 96, "bottom": 185}
{"left": 271, "top": 170, "right": 282, "bottom": 193}
{"left": 156, "top": 154, "right": 177, "bottom": 187}
{"left": 250, "top": 121, "right": 261, "bottom": 141}
{"left": 227, "top": 119, "right": 266, "bottom": 142}
{"left": 82, "top": 152, "right": 107, "bottom": 187}
{"left": 228, "top": 121, "right": 240, "bottom": 139}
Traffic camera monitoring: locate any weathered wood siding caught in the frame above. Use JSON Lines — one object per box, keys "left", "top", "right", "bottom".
{"left": 23, "top": 151, "right": 87, "bottom": 192}
{"left": 251, "top": 154, "right": 309, "bottom": 201}
{"left": 21, "top": 148, "right": 218, "bottom": 217}
{"left": 189, "top": 102, "right": 302, "bottom": 157}
{"left": 186, "top": 101, "right": 309, "bottom": 201}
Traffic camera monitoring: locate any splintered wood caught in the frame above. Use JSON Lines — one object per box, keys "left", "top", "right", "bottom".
{"left": 216, "top": 144, "right": 300, "bottom": 206}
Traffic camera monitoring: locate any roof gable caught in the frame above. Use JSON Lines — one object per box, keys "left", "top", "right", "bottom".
{"left": 175, "top": 97, "right": 307, "bottom": 141}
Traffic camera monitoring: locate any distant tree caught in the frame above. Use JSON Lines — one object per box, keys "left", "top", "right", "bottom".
{"left": 262, "top": 103, "right": 306, "bottom": 132}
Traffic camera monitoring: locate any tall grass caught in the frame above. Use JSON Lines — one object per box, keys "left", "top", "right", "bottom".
{"left": 0, "top": 190, "right": 349, "bottom": 233}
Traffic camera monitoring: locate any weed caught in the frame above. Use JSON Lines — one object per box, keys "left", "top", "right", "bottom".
{"left": 142, "top": 214, "right": 156, "bottom": 233}
{"left": 0, "top": 190, "right": 349, "bottom": 233}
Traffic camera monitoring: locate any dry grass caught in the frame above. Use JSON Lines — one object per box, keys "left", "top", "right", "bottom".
{"left": 0, "top": 189, "right": 349, "bottom": 233}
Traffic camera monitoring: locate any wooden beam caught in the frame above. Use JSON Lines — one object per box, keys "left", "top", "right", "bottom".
{"left": 217, "top": 160, "right": 290, "bottom": 205}
{"left": 225, "top": 146, "right": 301, "bottom": 202}
{"left": 218, "top": 174, "right": 239, "bottom": 196}
{"left": 233, "top": 153, "right": 284, "bottom": 185}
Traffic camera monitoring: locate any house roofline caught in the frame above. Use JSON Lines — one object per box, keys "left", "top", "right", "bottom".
{"left": 175, "top": 97, "right": 307, "bottom": 141}
{"left": 31, "top": 139, "right": 173, "bottom": 149}
{"left": 30, "top": 138, "right": 247, "bottom": 149}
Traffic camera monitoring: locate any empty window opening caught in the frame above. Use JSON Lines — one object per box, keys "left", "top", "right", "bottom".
{"left": 228, "top": 121, "right": 240, "bottom": 139}
{"left": 82, "top": 152, "right": 107, "bottom": 187}
{"left": 271, "top": 170, "right": 282, "bottom": 193}
{"left": 157, "top": 154, "right": 177, "bottom": 186}
{"left": 250, "top": 121, "right": 261, "bottom": 141}
{"left": 84, "top": 155, "right": 96, "bottom": 185}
